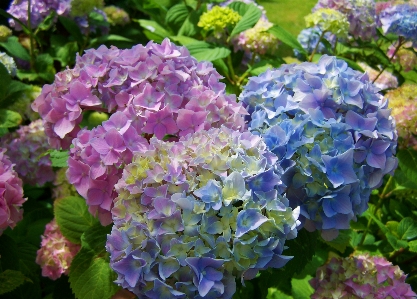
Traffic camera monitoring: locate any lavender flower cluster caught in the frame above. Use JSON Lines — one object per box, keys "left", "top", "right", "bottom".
{"left": 1, "top": 120, "right": 55, "bottom": 186}
{"left": 310, "top": 254, "right": 417, "bottom": 298}
{"left": 60, "top": 39, "right": 246, "bottom": 224}
{"left": 313, "top": 0, "right": 379, "bottom": 41}
{"left": 379, "top": 3, "right": 417, "bottom": 44}
{"left": 239, "top": 55, "right": 398, "bottom": 240}
{"left": 0, "top": 149, "right": 26, "bottom": 236}
{"left": 7, "top": 0, "right": 71, "bottom": 31}
{"left": 107, "top": 126, "right": 300, "bottom": 298}
{"left": 36, "top": 218, "right": 81, "bottom": 280}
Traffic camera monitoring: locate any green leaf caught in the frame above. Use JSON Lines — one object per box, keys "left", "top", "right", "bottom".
{"left": 69, "top": 249, "right": 119, "bottom": 299}
{"left": 0, "top": 63, "right": 12, "bottom": 99}
{"left": 54, "top": 196, "right": 98, "bottom": 244}
{"left": 0, "top": 36, "right": 30, "bottom": 61}
{"left": 0, "top": 270, "right": 28, "bottom": 295}
{"left": 58, "top": 16, "right": 84, "bottom": 44}
{"left": 165, "top": 4, "right": 189, "bottom": 28}
{"left": 267, "top": 288, "right": 293, "bottom": 299}
{"left": 230, "top": 4, "right": 262, "bottom": 37}
{"left": 0, "top": 109, "right": 22, "bottom": 128}
{"left": 320, "top": 229, "right": 351, "bottom": 253}
{"left": 170, "top": 35, "right": 202, "bottom": 45}
{"left": 212, "top": 58, "right": 229, "bottom": 78}
{"left": 186, "top": 44, "right": 231, "bottom": 61}
{"left": 178, "top": 9, "right": 202, "bottom": 37}
{"left": 291, "top": 275, "right": 314, "bottom": 299}
{"left": 397, "top": 149, "right": 417, "bottom": 188}
{"left": 268, "top": 25, "right": 306, "bottom": 54}
{"left": 386, "top": 232, "right": 408, "bottom": 250}
{"left": 81, "top": 222, "right": 112, "bottom": 255}
{"left": 55, "top": 42, "right": 79, "bottom": 67}
{"left": 228, "top": 1, "right": 250, "bottom": 16}
{"left": 397, "top": 217, "right": 417, "bottom": 240}
{"left": 136, "top": 19, "right": 171, "bottom": 39}
{"left": 393, "top": 169, "right": 417, "bottom": 189}
{"left": 88, "top": 35, "right": 134, "bottom": 48}
{"left": 34, "top": 54, "right": 55, "bottom": 81}
{"left": 37, "top": 11, "right": 56, "bottom": 31}
{"left": 48, "top": 150, "right": 69, "bottom": 168}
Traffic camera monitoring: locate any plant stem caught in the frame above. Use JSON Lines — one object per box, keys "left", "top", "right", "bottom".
{"left": 309, "top": 31, "right": 326, "bottom": 62}
{"left": 358, "top": 176, "right": 394, "bottom": 247}
{"left": 226, "top": 55, "right": 236, "bottom": 85}
{"left": 372, "top": 36, "right": 404, "bottom": 84}
{"left": 27, "top": 0, "right": 36, "bottom": 71}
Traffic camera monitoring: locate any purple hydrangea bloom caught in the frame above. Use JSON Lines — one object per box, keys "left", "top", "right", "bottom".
{"left": 239, "top": 55, "right": 398, "bottom": 240}
{"left": 0, "top": 149, "right": 26, "bottom": 235}
{"left": 313, "top": 0, "right": 379, "bottom": 41}
{"left": 1, "top": 120, "right": 55, "bottom": 186}
{"left": 54, "top": 39, "right": 246, "bottom": 224}
{"left": 7, "top": 0, "right": 71, "bottom": 31}
{"left": 107, "top": 127, "right": 300, "bottom": 298}
{"left": 379, "top": 3, "right": 417, "bottom": 44}
{"left": 310, "top": 254, "right": 417, "bottom": 299}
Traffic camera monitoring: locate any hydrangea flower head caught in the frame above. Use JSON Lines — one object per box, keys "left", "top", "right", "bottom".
{"left": 310, "top": 254, "right": 417, "bottom": 299}
{"left": 0, "top": 52, "right": 17, "bottom": 77}
{"left": 7, "top": 0, "right": 71, "bottom": 31}
{"left": 295, "top": 27, "right": 336, "bottom": 58}
{"left": 36, "top": 218, "right": 81, "bottom": 280}
{"left": 234, "top": 18, "right": 280, "bottom": 56}
{"left": 358, "top": 62, "right": 399, "bottom": 90}
{"left": 305, "top": 8, "right": 350, "bottom": 38}
{"left": 388, "top": 41, "right": 417, "bottom": 72}
{"left": 208, "top": 0, "right": 267, "bottom": 17}
{"left": 313, "top": 0, "right": 378, "bottom": 40}
{"left": 58, "top": 39, "right": 246, "bottom": 224}
{"left": 107, "top": 126, "right": 300, "bottom": 298}
{"left": 379, "top": 3, "right": 417, "bottom": 43}
{"left": 1, "top": 120, "right": 55, "bottom": 186}
{"left": 198, "top": 6, "right": 241, "bottom": 38}
{"left": 239, "top": 55, "right": 398, "bottom": 240}
{"left": 386, "top": 83, "right": 417, "bottom": 148}
{"left": 0, "top": 149, "right": 26, "bottom": 235}
{"left": 8, "top": 85, "right": 42, "bottom": 121}
{"left": 0, "top": 25, "right": 12, "bottom": 42}
{"left": 103, "top": 6, "right": 130, "bottom": 26}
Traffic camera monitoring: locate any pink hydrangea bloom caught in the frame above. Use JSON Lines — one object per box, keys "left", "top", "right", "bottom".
{"left": 35, "top": 218, "right": 80, "bottom": 280}
{"left": 310, "top": 254, "right": 417, "bottom": 299}
{"left": 1, "top": 120, "right": 55, "bottom": 186}
{"left": 61, "top": 39, "right": 247, "bottom": 225}
{"left": 387, "top": 41, "right": 417, "bottom": 72}
{"left": 0, "top": 149, "right": 26, "bottom": 235}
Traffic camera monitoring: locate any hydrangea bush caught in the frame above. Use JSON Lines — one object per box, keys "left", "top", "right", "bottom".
{"left": 107, "top": 126, "right": 300, "bottom": 298}
{"left": 310, "top": 254, "right": 417, "bottom": 298}
{"left": 60, "top": 39, "right": 246, "bottom": 224}
{"left": 35, "top": 218, "right": 81, "bottom": 280}
{"left": 239, "top": 55, "right": 398, "bottom": 240}
{"left": 0, "top": 149, "right": 26, "bottom": 236}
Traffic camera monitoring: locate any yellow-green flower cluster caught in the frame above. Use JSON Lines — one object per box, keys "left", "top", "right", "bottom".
{"left": 386, "top": 83, "right": 417, "bottom": 147}
{"left": 305, "top": 8, "right": 350, "bottom": 38}
{"left": 70, "top": 0, "right": 104, "bottom": 17}
{"left": 198, "top": 6, "right": 241, "bottom": 37}
{"left": 0, "top": 25, "right": 12, "bottom": 42}
{"left": 103, "top": 6, "right": 130, "bottom": 26}
{"left": 8, "top": 85, "right": 41, "bottom": 121}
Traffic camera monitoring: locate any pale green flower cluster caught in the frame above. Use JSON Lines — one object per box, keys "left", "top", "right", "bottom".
{"left": 0, "top": 25, "right": 12, "bottom": 42}
{"left": 198, "top": 6, "right": 241, "bottom": 38}
{"left": 236, "top": 18, "right": 279, "bottom": 55}
{"left": 70, "top": 0, "right": 104, "bottom": 17}
{"left": 103, "top": 5, "right": 130, "bottom": 26}
{"left": 0, "top": 52, "right": 17, "bottom": 77}
{"left": 305, "top": 8, "right": 350, "bottom": 38}
{"left": 8, "top": 85, "right": 41, "bottom": 121}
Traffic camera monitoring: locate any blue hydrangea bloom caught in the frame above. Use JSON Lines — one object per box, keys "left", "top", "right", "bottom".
{"left": 379, "top": 4, "right": 417, "bottom": 44}
{"left": 295, "top": 27, "right": 336, "bottom": 59}
{"left": 107, "top": 127, "right": 300, "bottom": 298}
{"left": 239, "top": 55, "right": 398, "bottom": 240}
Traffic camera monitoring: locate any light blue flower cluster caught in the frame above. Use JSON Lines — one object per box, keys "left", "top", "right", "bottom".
{"left": 107, "top": 126, "right": 300, "bottom": 298}
{"left": 239, "top": 55, "right": 398, "bottom": 240}
{"left": 379, "top": 3, "right": 417, "bottom": 44}
{"left": 295, "top": 27, "right": 336, "bottom": 59}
